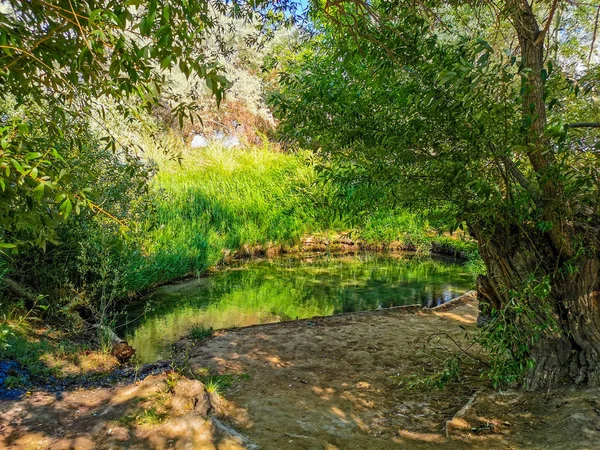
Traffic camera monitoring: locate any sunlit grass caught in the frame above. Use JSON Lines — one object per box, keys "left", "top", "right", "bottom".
{"left": 0, "top": 321, "right": 116, "bottom": 383}
{"left": 194, "top": 372, "right": 250, "bottom": 395}
{"left": 117, "top": 405, "right": 168, "bottom": 427}
{"left": 121, "top": 138, "right": 338, "bottom": 293}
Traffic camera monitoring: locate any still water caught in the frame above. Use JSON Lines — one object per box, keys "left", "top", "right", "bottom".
{"left": 122, "top": 253, "right": 473, "bottom": 363}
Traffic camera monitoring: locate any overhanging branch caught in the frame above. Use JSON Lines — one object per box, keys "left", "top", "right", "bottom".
{"left": 534, "top": 0, "right": 560, "bottom": 45}
{"left": 565, "top": 122, "right": 600, "bottom": 129}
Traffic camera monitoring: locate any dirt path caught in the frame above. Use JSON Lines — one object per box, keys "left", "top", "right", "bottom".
{"left": 3, "top": 295, "right": 600, "bottom": 449}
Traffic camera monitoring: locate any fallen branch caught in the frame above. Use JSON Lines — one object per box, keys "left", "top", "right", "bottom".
{"left": 284, "top": 432, "right": 316, "bottom": 440}
{"left": 565, "top": 122, "right": 600, "bottom": 129}
{"left": 445, "top": 390, "right": 481, "bottom": 438}
{"left": 210, "top": 416, "right": 260, "bottom": 449}
{"left": 1, "top": 276, "right": 38, "bottom": 309}
{"left": 90, "top": 324, "right": 136, "bottom": 364}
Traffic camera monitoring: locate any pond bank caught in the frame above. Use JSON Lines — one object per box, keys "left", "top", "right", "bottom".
{"left": 131, "top": 233, "right": 477, "bottom": 300}
{"left": 4, "top": 292, "right": 598, "bottom": 449}
{"left": 225, "top": 233, "right": 475, "bottom": 262}
{"left": 123, "top": 252, "right": 473, "bottom": 363}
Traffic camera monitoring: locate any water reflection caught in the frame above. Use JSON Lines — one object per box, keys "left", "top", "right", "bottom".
{"left": 122, "top": 253, "right": 473, "bottom": 363}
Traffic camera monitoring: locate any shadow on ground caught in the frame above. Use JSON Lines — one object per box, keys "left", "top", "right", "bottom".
{"left": 179, "top": 296, "right": 600, "bottom": 450}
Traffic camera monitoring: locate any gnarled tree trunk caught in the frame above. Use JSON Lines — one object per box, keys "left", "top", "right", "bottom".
{"left": 468, "top": 0, "right": 600, "bottom": 388}
{"left": 472, "top": 221, "right": 600, "bottom": 388}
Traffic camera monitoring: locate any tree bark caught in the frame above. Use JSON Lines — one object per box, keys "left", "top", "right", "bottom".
{"left": 466, "top": 0, "right": 600, "bottom": 388}
{"left": 471, "top": 220, "right": 600, "bottom": 388}
{"left": 506, "top": 0, "right": 573, "bottom": 257}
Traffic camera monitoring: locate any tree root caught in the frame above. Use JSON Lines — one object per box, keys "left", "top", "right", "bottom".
{"left": 445, "top": 390, "right": 481, "bottom": 438}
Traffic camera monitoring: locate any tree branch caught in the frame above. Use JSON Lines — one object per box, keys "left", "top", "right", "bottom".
{"left": 588, "top": 6, "right": 600, "bottom": 69}
{"left": 535, "top": 0, "right": 560, "bottom": 45}
{"left": 565, "top": 122, "right": 600, "bottom": 128}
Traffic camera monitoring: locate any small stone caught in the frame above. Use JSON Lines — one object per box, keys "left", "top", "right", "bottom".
{"left": 191, "top": 135, "right": 209, "bottom": 148}
{"left": 222, "top": 135, "right": 240, "bottom": 148}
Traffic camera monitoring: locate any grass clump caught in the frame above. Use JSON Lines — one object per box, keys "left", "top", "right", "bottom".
{"left": 118, "top": 405, "right": 168, "bottom": 427}
{"left": 204, "top": 378, "right": 222, "bottom": 394}
{"left": 188, "top": 325, "right": 214, "bottom": 342}
{"left": 186, "top": 366, "right": 250, "bottom": 395}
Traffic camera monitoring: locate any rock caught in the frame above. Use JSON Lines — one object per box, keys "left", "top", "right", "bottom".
{"left": 190, "top": 134, "right": 209, "bottom": 148}
{"left": 112, "top": 341, "right": 136, "bottom": 364}
{"left": 222, "top": 135, "right": 241, "bottom": 148}
{"left": 168, "top": 379, "right": 211, "bottom": 417}
{"left": 208, "top": 390, "right": 226, "bottom": 416}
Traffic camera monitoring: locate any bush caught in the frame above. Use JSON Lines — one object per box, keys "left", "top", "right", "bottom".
{"left": 3, "top": 107, "right": 152, "bottom": 325}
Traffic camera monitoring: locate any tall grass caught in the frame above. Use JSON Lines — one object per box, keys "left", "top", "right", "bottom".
{"left": 114, "top": 137, "right": 481, "bottom": 295}
{"left": 121, "top": 138, "right": 339, "bottom": 293}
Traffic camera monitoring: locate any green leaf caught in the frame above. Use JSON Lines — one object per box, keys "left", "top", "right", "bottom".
{"left": 476, "top": 38, "right": 493, "bottom": 53}
{"left": 59, "top": 197, "right": 73, "bottom": 218}
{"left": 33, "top": 182, "right": 46, "bottom": 199}
{"left": 25, "top": 152, "right": 42, "bottom": 161}
{"left": 10, "top": 159, "right": 25, "bottom": 174}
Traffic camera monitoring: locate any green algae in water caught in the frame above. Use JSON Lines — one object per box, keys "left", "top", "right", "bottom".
{"left": 122, "top": 253, "right": 473, "bottom": 363}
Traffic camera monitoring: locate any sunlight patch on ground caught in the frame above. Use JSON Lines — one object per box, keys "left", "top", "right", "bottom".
{"left": 397, "top": 429, "right": 447, "bottom": 443}
{"left": 432, "top": 311, "right": 477, "bottom": 324}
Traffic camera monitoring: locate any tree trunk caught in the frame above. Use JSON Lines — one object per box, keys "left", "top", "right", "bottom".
{"left": 507, "top": 0, "right": 573, "bottom": 257}
{"left": 471, "top": 222, "right": 600, "bottom": 388}
{"left": 466, "top": 0, "right": 600, "bottom": 388}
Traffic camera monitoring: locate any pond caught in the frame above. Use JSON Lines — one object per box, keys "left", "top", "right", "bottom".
{"left": 121, "top": 253, "right": 473, "bottom": 363}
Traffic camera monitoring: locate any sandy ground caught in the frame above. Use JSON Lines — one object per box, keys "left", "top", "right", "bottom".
{"left": 182, "top": 296, "right": 600, "bottom": 450}
{"left": 0, "top": 372, "right": 253, "bottom": 450}
{"left": 3, "top": 295, "right": 600, "bottom": 449}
